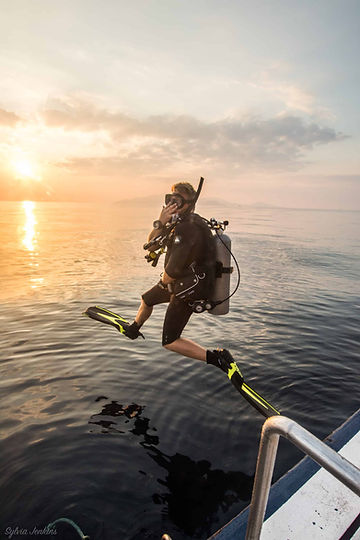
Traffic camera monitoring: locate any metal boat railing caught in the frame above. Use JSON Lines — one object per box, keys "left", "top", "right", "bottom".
{"left": 245, "top": 415, "right": 360, "bottom": 540}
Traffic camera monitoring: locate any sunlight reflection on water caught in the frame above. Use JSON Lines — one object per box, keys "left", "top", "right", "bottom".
{"left": 22, "top": 200, "right": 37, "bottom": 252}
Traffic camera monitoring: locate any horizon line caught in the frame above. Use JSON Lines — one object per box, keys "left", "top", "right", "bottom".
{"left": 0, "top": 198, "right": 359, "bottom": 213}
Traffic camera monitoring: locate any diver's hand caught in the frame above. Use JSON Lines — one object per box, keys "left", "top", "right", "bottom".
{"left": 147, "top": 203, "right": 178, "bottom": 244}
{"left": 159, "top": 203, "right": 178, "bottom": 225}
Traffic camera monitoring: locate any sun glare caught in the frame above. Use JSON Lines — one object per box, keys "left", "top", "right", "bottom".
{"left": 12, "top": 156, "right": 40, "bottom": 181}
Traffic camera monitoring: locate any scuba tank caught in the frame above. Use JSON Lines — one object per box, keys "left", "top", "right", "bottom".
{"left": 189, "top": 218, "right": 239, "bottom": 316}
{"left": 209, "top": 227, "right": 232, "bottom": 315}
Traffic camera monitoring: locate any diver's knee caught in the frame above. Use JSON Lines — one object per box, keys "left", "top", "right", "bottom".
{"left": 162, "top": 338, "right": 179, "bottom": 350}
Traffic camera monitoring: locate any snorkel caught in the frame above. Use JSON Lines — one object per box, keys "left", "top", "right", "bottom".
{"left": 190, "top": 176, "right": 204, "bottom": 212}
{"left": 180, "top": 176, "right": 204, "bottom": 216}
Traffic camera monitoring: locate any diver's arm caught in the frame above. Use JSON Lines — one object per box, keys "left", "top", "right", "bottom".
{"left": 147, "top": 229, "right": 162, "bottom": 243}
{"left": 147, "top": 203, "right": 178, "bottom": 242}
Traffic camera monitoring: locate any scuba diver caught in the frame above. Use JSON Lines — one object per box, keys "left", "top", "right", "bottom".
{"left": 84, "top": 179, "right": 280, "bottom": 418}
{"left": 119, "top": 180, "right": 237, "bottom": 374}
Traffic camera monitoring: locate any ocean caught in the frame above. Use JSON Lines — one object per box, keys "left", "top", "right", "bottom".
{"left": 0, "top": 200, "right": 359, "bottom": 539}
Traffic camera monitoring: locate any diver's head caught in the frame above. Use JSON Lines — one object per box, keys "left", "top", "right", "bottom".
{"left": 164, "top": 182, "right": 196, "bottom": 214}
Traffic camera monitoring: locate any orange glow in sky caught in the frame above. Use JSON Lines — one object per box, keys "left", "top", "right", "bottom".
{"left": 0, "top": 2, "right": 359, "bottom": 209}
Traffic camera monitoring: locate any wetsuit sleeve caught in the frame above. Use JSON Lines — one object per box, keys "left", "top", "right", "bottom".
{"left": 164, "top": 222, "right": 201, "bottom": 278}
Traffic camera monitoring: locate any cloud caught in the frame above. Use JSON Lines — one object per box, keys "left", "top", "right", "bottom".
{"left": 45, "top": 97, "right": 346, "bottom": 174}
{"left": 0, "top": 96, "right": 352, "bottom": 205}
{"left": 248, "top": 66, "right": 335, "bottom": 122}
{"left": 0, "top": 108, "right": 21, "bottom": 126}
{"left": 250, "top": 79, "right": 316, "bottom": 115}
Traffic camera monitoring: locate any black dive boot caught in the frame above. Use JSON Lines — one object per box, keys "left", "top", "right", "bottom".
{"left": 206, "top": 349, "right": 244, "bottom": 384}
{"left": 124, "top": 321, "right": 145, "bottom": 340}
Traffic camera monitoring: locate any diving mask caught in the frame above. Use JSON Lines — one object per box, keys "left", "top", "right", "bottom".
{"left": 164, "top": 193, "right": 192, "bottom": 209}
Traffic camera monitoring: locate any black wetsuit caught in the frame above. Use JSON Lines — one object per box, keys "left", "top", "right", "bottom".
{"left": 142, "top": 213, "right": 213, "bottom": 346}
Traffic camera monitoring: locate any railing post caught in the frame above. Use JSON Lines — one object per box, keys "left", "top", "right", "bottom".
{"left": 245, "top": 418, "right": 280, "bottom": 540}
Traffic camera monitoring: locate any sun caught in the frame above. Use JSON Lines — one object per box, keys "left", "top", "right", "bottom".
{"left": 12, "top": 156, "right": 40, "bottom": 181}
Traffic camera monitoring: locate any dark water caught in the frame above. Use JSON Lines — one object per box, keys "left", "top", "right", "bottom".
{"left": 0, "top": 201, "right": 359, "bottom": 540}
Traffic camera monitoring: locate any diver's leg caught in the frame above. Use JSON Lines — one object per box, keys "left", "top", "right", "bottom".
{"left": 163, "top": 338, "right": 238, "bottom": 371}
{"left": 134, "top": 298, "right": 153, "bottom": 327}
{"left": 162, "top": 298, "right": 240, "bottom": 371}
{"left": 128, "top": 285, "right": 171, "bottom": 336}
{"left": 164, "top": 337, "right": 206, "bottom": 361}
{"left": 162, "top": 298, "right": 208, "bottom": 361}
{"left": 122, "top": 299, "right": 153, "bottom": 339}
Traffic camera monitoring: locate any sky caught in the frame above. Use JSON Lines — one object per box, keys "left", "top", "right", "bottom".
{"left": 0, "top": 0, "right": 359, "bottom": 209}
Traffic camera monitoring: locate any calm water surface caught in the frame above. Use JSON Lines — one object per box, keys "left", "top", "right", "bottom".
{"left": 0, "top": 201, "right": 359, "bottom": 539}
